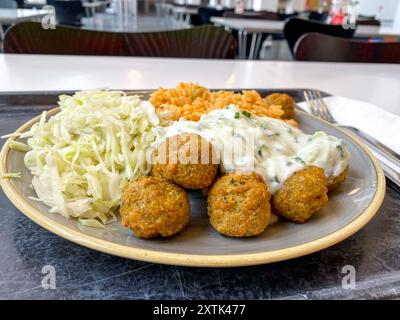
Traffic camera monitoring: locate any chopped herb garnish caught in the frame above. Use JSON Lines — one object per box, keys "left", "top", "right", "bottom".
{"left": 268, "top": 133, "right": 280, "bottom": 138}
{"left": 234, "top": 133, "right": 244, "bottom": 139}
{"left": 294, "top": 156, "right": 306, "bottom": 164}
{"left": 336, "top": 145, "right": 344, "bottom": 159}
{"left": 270, "top": 176, "right": 280, "bottom": 184}
{"left": 242, "top": 111, "right": 251, "bottom": 117}
{"left": 234, "top": 112, "right": 240, "bottom": 119}
{"left": 286, "top": 161, "right": 293, "bottom": 166}
{"left": 258, "top": 149, "right": 263, "bottom": 157}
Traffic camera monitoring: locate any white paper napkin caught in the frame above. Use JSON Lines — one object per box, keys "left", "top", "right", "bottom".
{"left": 297, "top": 96, "right": 400, "bottom": 173}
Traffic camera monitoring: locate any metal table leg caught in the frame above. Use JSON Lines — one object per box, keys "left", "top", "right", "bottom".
{"left": 0, "top": 25, "right": 4, "bottom": 42}
{"left": 241, "top": 30, "right": 248, "bottom": 59}
{"left": 249, "top": 32, "right": 263, "bottom": 60}
{"left": 249, "top": 32, "right": 256, "bottom": 59}
{"left": 238, "top": 29, "right": 243, "bottom": 59}
{"left": 254, "top": 32, "right": 263, "bottom": 60}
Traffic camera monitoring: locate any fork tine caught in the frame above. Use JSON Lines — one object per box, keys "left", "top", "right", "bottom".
{"left": 308, "top": 90, "right": 321, "bottom": 118}
{"left": 303, "top": 91, "right": 313, "bottom": 114}
{"left": 304, "top": 90, "right": 317, "bottom": 117}
{"left": 307, "top": 90, "right": 323, "bottom": 118}
{"left": 315, "top": 91, "right": 335, "bottom": 122}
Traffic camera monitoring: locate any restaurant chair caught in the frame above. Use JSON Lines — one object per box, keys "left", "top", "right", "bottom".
{"left": 123, "top": 25, "right": 238, "bottom": 59}
{"left": 307, "top": 11, "right": 329, "bottom": 22}
{"left": 294, "top": 32, "right": 400, "bottom": 63}
{"left": 3, "top": 21, "right": 127, "bottom": 55}
{"left": 47, "top": 0, "right": 85, "bottom": 27}
{"left": 4, "top": 22, "right": 238, "bottom": 59}
{"left": 356, "top": 18, "right": 381, "bottom": 26}
{"left": 284, "top": 18, "right": 356, "bottom": 56}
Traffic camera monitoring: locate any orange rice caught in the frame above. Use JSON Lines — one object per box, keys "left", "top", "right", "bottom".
{"left": 150, "top": 83, "right": 296, "bottom": 126}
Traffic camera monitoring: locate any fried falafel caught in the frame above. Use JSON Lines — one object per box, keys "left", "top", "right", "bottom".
{"left": 328, "top": 166, "right": 349, "bottom": 192}
{"left": 120, "top": 176, "right": 190, "bottom": 238}
{"left": 272, "top": 166, "right": 328, "bottom": 223}
{"left": 207, "top": 173, "right": 271, "bottom": 237}
{"left": 265, "top": 93, "right": 296, "bottom": 120}
{"left": 151, "top": 133, "right": 219, "bottom": 190}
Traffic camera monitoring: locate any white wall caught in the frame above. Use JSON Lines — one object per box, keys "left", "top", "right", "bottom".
{"left": 252, "top": 0, "right": 279, "bottom": 11}
{"left": 357, "top": 0, "right": 400, "bottom": 21}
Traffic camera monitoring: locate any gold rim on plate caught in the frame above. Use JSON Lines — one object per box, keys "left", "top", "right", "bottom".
{"left": 0, "top": 108, "right": 386, "bottom": 267}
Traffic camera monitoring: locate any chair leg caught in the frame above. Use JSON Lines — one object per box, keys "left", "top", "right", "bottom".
{"left": 238, "top": 29, "right": 242, "bottom": 58}
{"left": 249, "top": 32, "right": 257, "bottom": 59}
{"left": 238, "top": 30, "right": 249, "bottom": 59}
{"left": 254, "top": 33, "right": 263, "bottom": 60}
{"left": 242, "top": 30, "right": 248, "bottom": 59}
{"left": 0, "top": 24, "right": 5, "bottom": 42}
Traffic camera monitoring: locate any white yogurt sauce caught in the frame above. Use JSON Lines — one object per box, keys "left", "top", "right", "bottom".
{"left": 151, "top": 106, "right": 349, "bottom": 194}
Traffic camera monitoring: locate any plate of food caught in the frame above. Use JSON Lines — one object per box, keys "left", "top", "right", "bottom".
{"left": 0, "top": 83, "right": 385, "bottom": 267}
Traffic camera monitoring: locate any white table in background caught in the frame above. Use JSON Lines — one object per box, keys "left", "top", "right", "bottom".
{"left": 24, "top": 0, "right": 47, "bottom": 6}
{"left": 211, "top": 17, "right": 285, "bottom": 59}
{"left": 82, "top": 1, "right": 110, "bottom": 17}
{"left": 355, "top": 24, "right": 400, "bottom": 38}
{"left": 171, "top": 6, "right": 199, "bottom": 27}
{"left": 0, "top": 54, "right": 399, "bottom": 117}
{"left": 0, "top": 8, "right": 47, "bottom": 40}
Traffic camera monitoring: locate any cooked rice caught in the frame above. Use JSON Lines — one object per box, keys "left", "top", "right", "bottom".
{"left": 150, "top": 83, "right": 295, "bottom": 125}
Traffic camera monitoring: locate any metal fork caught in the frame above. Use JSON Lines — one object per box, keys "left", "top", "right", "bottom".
{"left": 304, "top": 90, "right": 400, "bottom": 187}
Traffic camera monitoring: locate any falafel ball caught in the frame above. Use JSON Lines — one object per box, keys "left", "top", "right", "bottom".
{"left": 151, "top": 133, "right": 218, "bottom": 190}
{"left": 120, "top": 176, "right": 190, "bottom": 238}
{"left": 207, "top": 173, "right": 271, "bottom": 237}
{"left": 328, "top": 166, "right": 349, "bottom": 192}
{"left": 265, "top": 93, "right": 296, "bottom": 120}
{"left": 272, "top": 166, "right": 328, "bottom": 223}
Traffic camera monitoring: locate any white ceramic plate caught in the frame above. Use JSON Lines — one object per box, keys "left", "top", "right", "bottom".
{"left": 0, "top": 109, "right": 385, "bottom": 267}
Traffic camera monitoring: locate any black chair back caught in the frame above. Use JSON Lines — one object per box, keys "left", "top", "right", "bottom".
{"left": 4, "top": 22, "right": 238, "bottom": 59}
{"left": 223, "top": 10, "right": 280, "bottom": 21}
{"left": 295, "top": 32, "right": 400, "bottom": 63}
{"left": 47, "top": 0, "right": 85, "bottom": 27}
{"left": 198, "top": 7, "right": 232, "bottom": 24}
{"left": 356, "top": 18, "right": 381, "bottom": 26}
{"left": 308, "top": 11, "right": 328, "bottom": 22}
{"left": 284, "top": 18, "right": 356, "bottom": 55}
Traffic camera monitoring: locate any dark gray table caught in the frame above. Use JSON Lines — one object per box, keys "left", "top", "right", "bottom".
{"left": 1, "top": 91, "right": 400, "bottom": 300}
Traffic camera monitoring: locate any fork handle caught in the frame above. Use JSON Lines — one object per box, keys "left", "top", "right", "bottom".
{"left": 340, "top": 125, "right": 400, "bottom": 163}
{"left": 340, "top": 125, "right": 400, "bottom": 188}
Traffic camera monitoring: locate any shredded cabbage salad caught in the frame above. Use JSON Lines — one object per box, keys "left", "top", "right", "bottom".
{"left": 14, "top": 90, "right": 159, "bottom": 225}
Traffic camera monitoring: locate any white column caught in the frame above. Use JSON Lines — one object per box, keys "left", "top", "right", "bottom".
{"left": 394, "top": 1, "right": 400, "bottom": 28}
